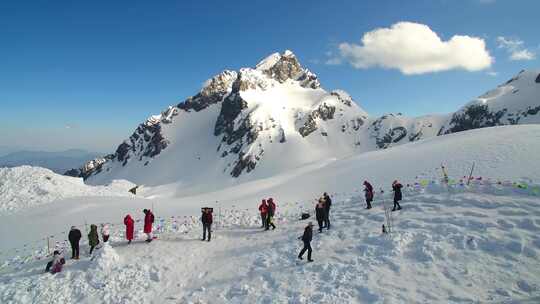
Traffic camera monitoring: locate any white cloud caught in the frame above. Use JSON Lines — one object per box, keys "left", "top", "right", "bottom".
{"left": 330, "top": 22, "right": 493, "bottom": 75}
{"left": 497, "top": 36, "right": 536, "bottom": 61}
{"left": 487, "top": 71, "right": 498, "bottom": 76}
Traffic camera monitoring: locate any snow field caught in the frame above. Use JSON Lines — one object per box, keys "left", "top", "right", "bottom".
{"left": 1, "top": 184, "right": 540, "bottom": 303}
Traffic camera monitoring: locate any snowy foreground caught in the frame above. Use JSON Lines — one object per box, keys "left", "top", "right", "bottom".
{"left": 1, "top": 188, "right": 539, "bottom": 303}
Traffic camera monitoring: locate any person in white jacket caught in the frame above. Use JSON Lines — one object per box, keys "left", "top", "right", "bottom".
{"left": 101, "top": 223, "right": 110, "bottom": 243}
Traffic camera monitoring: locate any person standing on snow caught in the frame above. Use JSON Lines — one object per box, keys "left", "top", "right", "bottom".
{"left": 315, "top": 198, "right": 326, "bottom": 233}
{"left": 323, "top": 192, "right": 332, "bottom": 229}
{"left": 101, "top": 223, "right": 110, "bottom": 243}
{"left": 143, "top": 209, "right": 155, "bottom": 242}
{"left": 124, "top": 214, "right": 135, "bottom": 244}
{"left": 298, "top": 222, "right": 314, "bottom": 262}
{"left": 363, "top": 181, "right": 374, "bottom": 209}
{"left": 258, "top": 199, "right": 269, "bottom": 228}
{"left": 392, "top": 180, "right": 403, "bottom": 211}
{"left": 266, "top": 198, "right": 276, "bottom": 230}
{"left": 68, "top": 226, "right": 82, "bottom": 260}
{"left": 88, "top": 224, "right": 100, "bottom": 255}
{"left": 201, "top": 208, "right": 213, "bottom": 242}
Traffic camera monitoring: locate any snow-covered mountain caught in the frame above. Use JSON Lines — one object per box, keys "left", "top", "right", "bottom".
{"left": 79, "top": 51, "right": 540, "bottom": 188}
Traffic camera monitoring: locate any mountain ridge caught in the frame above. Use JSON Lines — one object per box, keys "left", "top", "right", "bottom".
{"left": 75, "top": 51, "right": 540, "bottom": 187}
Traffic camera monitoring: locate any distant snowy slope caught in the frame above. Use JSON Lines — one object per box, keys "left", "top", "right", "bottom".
{"left": 0, "top": 166, "right": 136, "bottom": 214}
{"left": 439, "top": 70, "right": 540, "bottom": 134}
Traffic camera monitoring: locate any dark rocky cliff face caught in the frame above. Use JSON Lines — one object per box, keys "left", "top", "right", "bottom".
{"left": 178, "top": 71, "right": 237, "bottom": 112}
{"left": 298, "top": 103, "right": 336, "bottom": 137}
{"left": 261, "top": 53, "right": 320, "bottom": 89}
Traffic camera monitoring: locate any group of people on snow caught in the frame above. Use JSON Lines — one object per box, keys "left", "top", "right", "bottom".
{"left": 258, "top": 198, "right": 277, "bottom": 231}
{"left": 46, "top": 179, "right": 405, "bottom": 273}
{"left": 46, "top": 209, "right": 153, "bottom": 274}
{"left": 362, "top": 180, "right": 403, "bottom": 211}
{"left": 314, "top": 192, "right": 332, "bottom": 233}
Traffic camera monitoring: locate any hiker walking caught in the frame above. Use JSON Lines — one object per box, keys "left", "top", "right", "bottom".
{"left": 298, "top": 222, "right": 314, "bottom": 262}
{"left": 101, "top": 223, "right": 110, "bottom": 243}
{"left": 315, "top": 198, "right": 326, "bottom": 233}
{"left": 201, "top": 208, "right": 213, "bottom": 242}
{"left": 143, "top": 209, "right": 155, "bottom": 242}
{"left": 323, "top": 192, "right": 331, "bottom": 229}
{"left": 363, "top": 181, "right": 374, "bottom": 209}
{"left": 68, "top": 226, "right": 81, "bottom": 259}
{"left": 392, "top": 180, "right": 403, "bottom": 211}
{"left": 124, "top": 214, "right": 135, "bottom": 244}
{"left": 266, "top": 198, "right": 276, "bottom": 230}
{"left": 258, "top": 199, "right": 269, "bottom": 228}
{"left": 88, "top": 224, "right": 100, "bottom": 254}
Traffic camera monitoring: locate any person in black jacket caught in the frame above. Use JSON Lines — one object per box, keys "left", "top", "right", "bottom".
{"left": 323, "top": 192, "right": 331, "bottom": 229}
{"left": 68, "top": 226, "right": 82, "bottom": 260}
{"left": 298, "top": 222, "right": 314, "bottom": 262}
{"left": 201, "top": 208, "right": 213, "bottom": 242}
{"left": 392, "top": 180, "right": 403, "bottom": 211}
{"left": 315, "top": 199, "right": 326, "bottom": 233}
{"left": 363, "top": 181, "right": 374, "bottom": 209}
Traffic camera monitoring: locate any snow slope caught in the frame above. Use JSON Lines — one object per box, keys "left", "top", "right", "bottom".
{"left": 1, "top": 125, "right": 539, "bottom": 251}
{"left": 1, "top": 188, "right": 539, "bottom": 303}
{"left": 0, "top": 166, "right": 136, "bottom": 214}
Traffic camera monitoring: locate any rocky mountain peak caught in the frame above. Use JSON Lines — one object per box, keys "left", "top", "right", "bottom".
{"left": 255, "top": 50, "right": 320, "bottom": 89}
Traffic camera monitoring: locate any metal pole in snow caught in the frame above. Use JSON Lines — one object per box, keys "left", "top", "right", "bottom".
{"left": 467, "top": 162, "right": 476, "bottom": 185}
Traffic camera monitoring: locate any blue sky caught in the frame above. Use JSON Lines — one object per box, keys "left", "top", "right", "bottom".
{"left": 0, "top": 0, "right": 538, "bottom": 152}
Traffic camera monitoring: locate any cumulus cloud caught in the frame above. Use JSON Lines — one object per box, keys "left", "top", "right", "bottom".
{"left": 329, "top": 22, "right": 493, "bottom": 75}
{"left": 497, "top": 36, "right": 536, "bottom": 61}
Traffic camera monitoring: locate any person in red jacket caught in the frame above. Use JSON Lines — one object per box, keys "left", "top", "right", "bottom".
{"left": 201, "top": 208, "right": 213, "bottom": 242}
{"left": 124, "top": 214, "right": 135, "bottom": 244}
{"left": 143, "top": 209, "right": 155, "bottom": 242}
{"left": 363, "top": 181, "right": 374, "bottom": 209}
{"left": 258, "top": 199, "right": 268, "bottom": 228}
{"left": 266, "top": 198, "right": 276, "bottom": 230}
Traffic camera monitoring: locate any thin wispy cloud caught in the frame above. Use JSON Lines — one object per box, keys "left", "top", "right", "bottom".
{"left": 327, "top": 22, "right": 493, "bottom": 75}
{"left": 497, "top": 36, "right": 536, "bottom": 61}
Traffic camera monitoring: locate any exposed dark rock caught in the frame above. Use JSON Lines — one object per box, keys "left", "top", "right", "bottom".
{"left": 231, "top": 152, "right": 257, "bottom": 177}
{"left": 298, "top": 103, "right": 336, "bottom": 137}
{"left": 259, "top": 52, "right": 320, "bottom": 89}
{"left": 178, "top": 70, "right": 237, "bottom": 112}
{"left": 64, "top": 168, "right": 81, "bottom": 177}
{"left": 536, "top": 73, "right": 540, "bottom": 83}
{"left": 439, "top": 104, "right": 507, "bottom": 135}
{"left": 375, "top": 127, "right": 407, "bottom": 149}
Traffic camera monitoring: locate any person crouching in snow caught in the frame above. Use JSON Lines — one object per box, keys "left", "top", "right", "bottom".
{"left": 258, "top": 199, "right": 268, "bottom": 228}
{"left": 143, "top": 209, "right": 155, "bottom": 242}
{"left": 315, "top": 198, "right": 326, "bottom": 233}
{"left": 101, "top": 223, "right": 110, "bottom": 243}
{"left": 201, "top": 208, "right": 213, "bottom": 242}
{"left": 392, "top": 180, "right": 403, "bottom": 211}
{"left": 298, "top": 222, "right": 314, "bottom": 262}
{"left": 124, "top": 214, "right": 135, "bottom": 244}
{"left": 68, "top": 226, "right": 81, "bottom": 260}
{"left": 45, "top": 250, "right": 65, "bottom": 274}
{"left": 363, "top": 180, "right": 374, "bottom": 209}
{"left": 88, "top": 224, "right": 100, "bottom": 255}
